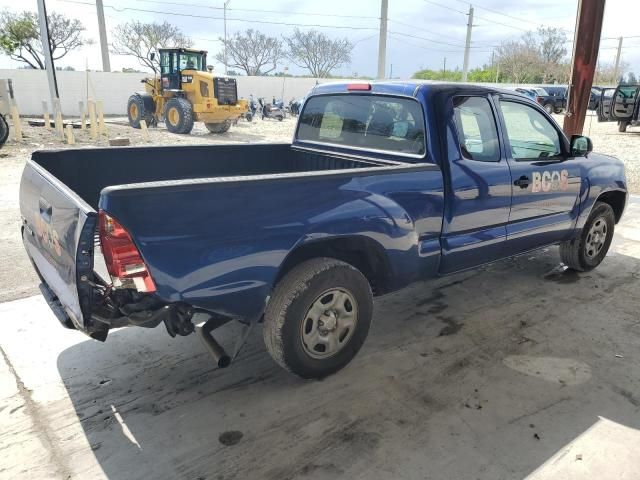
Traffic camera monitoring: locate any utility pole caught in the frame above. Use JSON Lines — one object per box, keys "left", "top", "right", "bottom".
{"left": 96, "top": 0, "right": 111, "bottom": 71}
{"left": 389, "top": 63, "right": 393, "bottom": 79}
{"left": 377, "top": 0, "right": 388, "bottom": 79}
{"left": 36, "top": 0, "right": 60, "bottom": 116}
{"left": 462, "top": 5, "right": 474, "bottom": 82}
{"left": 443, "top": 57, "right": 447, "bottom": 79}
{"left": 224, "top": 0, "right": 231, "bottom": 75}
{"left": 563, "top": 0, "right": 606, "bottom": 137}
{"left": 613, "top": 36, "right": 623, "bottom": 84}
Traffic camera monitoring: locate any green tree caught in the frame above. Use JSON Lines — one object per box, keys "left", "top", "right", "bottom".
{"left": 0, "top": 10, "right": 88, "bottom": 69}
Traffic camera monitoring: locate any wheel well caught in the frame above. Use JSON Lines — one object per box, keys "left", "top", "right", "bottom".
{"left": 275, "top": 237, "right": 392, "bottom": 296}
{"left": 597, "top": 190, "right": 626, "bottom": 223}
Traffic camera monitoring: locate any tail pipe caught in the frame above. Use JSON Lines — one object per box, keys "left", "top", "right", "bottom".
{"left": 197, "top": 316, "right": 231, "bottom": 368}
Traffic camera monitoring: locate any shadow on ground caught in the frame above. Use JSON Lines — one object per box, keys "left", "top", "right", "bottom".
{"left": 55, "top": 245, "right": 640, "bottom": 480}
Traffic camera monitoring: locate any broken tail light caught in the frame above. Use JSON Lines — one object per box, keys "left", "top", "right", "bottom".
{"left": 98, "top": 210, "right": 156, "bottom": 293}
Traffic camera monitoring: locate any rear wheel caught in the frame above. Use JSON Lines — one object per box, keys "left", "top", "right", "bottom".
{"left": 205, "top": 121, "right": 231, "bottom": 133}
{"left": 263, "top": 258, "right": 373, "bottom": 379}
{"left": 127, "top": 94, "right": 155, "bottom": 129}
{"left": 164, "top": 97, "right": 194, "bottom": 134}
{"left": 560, "top": 201, "right": 615, "bottom": 271}
{"left": 0, "top": 114, "right": 8, "bottom": 148}
{"left": 618, "top": 121, "right": 629, "bottom": 133}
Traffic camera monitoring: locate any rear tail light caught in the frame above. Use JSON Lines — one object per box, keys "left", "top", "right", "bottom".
{"left": 98, "top": 210, "right": 156, "bottom": 292}
{"left": 536, "top": 96, "right": 544, "bottom": 103}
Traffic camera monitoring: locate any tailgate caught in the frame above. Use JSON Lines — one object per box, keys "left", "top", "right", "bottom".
{"left": 19, "top": 159, "right": 97, "bottom": 332}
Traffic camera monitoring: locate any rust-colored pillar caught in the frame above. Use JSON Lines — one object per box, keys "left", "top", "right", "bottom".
{"left": 563, "top": 0, "right": 606, "bottom": 137}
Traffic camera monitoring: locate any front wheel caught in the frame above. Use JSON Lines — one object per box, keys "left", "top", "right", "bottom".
{"left": 164, "top": 97, "right": 194, "bottom": 134}
{"left": 560, "top": 201, "right": 615, "bottom": 271}
{"left": 263, "top": 258, "right": 373, "bottom": 379}
{"left": 544, "top": 103, "right": 554, "bottom": 114}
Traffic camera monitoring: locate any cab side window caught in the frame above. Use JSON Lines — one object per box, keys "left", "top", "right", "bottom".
{"left": 500, "top": 101, "right": 562, "bottom": 160}
{"left": 452, "top": 96, "right": 500, "bottom": 162}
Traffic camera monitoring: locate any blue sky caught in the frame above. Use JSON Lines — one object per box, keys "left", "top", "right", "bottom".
{"left": 0, "top": 0, "right": 638, "bottom": 78}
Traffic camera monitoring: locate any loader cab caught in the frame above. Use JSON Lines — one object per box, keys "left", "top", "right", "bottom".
{"left": 158, "top": 48, "right": 207, "bottom": 91}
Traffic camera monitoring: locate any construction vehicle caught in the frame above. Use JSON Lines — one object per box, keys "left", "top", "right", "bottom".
{"left": 127, "top": 48, "right": 248, "bottom": 134}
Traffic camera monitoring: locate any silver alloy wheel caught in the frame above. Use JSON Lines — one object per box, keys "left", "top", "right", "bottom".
{"left": 585, "top": 216, "right": 608, "bottom": 259}
{"left": 300, "top": 288, "right": 358, "bottom": 359}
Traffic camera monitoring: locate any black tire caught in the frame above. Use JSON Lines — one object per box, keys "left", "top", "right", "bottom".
{"left": 205, "top": 121, "right": 231, "bottom": 133}
{"left": 554, "top": 107, "right": 563, "bottom": 114}
{"left": 0, "top": 114, "right": 8, "bottom": 148}
{"left": 263, "top": 258, "right": 373, "bottom": 379}
{"left": 560, "top": 201, "right": 615, "bottom": 272}
{"left": 127, "top": 94, "right": 154, "bottom": 129}
{"left": 618, "top": 121, "right": 629, "bottom": 133}
{"left": 277, "top": 115, "right": 284, "bottom": 122}
{"left": 544, "top": 103, "right": 554, "bottom": 114}
{"left": 164, "top": 97, "right": 194, "bottom": 134}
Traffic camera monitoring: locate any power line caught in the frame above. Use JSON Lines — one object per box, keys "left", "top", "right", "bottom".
{"left": 58, "top": 0, "right": 380, "bottom": 30}
{"left": 132, "top": 0, "right": 380, "bottom": 20}
{"left": 449, "top": 0, "right": 573, "bottom": 33}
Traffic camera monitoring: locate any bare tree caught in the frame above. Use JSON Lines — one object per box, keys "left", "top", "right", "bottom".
{"left": 596, "top": 60, "right": 629, "bottom": 85}
{"left": 496, "top": 34, "right": 541, "bottom": 83}
{"left": 215, "top": 29, "right": 283, "bottom": 76}
{"left": 537, "top": 27, "right": 568, "bottom": 83}
{"left": 0, "top": 10, "right": 89, "bottom": 69}
{"left": 284, "top": 29, "right": 352, "bottom": 78}
{"left": 111, "top": 21, "right": 192, "bottom": 73}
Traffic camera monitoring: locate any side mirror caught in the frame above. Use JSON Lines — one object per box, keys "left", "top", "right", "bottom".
{"left": 570, "top": 135, "right": 593, "bottom": 157}
{"left": 150, "top": 52, "right": 156, "bottom": 62}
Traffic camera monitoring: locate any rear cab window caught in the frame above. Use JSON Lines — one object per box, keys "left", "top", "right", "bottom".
{"left": 452, "top": 96, "right": 500, "bottom": 162}
{"left": 296, "top": 94, "right": 426, "bottom": 156}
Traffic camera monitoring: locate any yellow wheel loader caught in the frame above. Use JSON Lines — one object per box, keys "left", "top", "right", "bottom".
{"left": 127, "top": 48, "right": 248, "bottom": 134}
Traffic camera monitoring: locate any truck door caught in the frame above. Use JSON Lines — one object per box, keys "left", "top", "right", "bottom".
{"left": 439, "top": 95, "right": 512, "bottom": 274}
{"left": 497, "top": 97, "right": 581, "bottom": 254}
{"left": 610, "top": 85, "right": 639, "bottom": 121}
{"left": 597, "top": 88, "right": 615, "bottom": 122}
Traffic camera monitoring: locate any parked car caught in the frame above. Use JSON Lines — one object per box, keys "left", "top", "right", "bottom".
{"left": 513, "top": 87, "right": 537, "bottom": 100}
{"left": 598, "top": 84, "right": 640, "bottom": 132}
{"left": 534, "top": 86, "right": 567, "bottom": 114}
{"left": 20, "top": 82, "right": 627, "bottom": 379}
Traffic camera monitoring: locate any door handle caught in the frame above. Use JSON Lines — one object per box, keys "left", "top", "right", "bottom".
{"left": 513, "top": 175, "right": 531, "bottom": 189}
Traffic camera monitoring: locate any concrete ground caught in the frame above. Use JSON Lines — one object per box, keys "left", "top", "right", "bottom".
{"left": 1, "top": 198, "right": 639, "bottom": 480}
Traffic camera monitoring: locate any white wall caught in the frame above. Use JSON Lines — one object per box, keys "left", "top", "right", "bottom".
{"left": 0, "top": 69, "right": 598, "bottom": 117}
{"left": 0, "top": 69, "right": 344, "bottom": 116}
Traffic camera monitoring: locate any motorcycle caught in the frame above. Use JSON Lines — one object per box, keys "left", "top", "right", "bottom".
{"left": 259, "top": 98, "right": 285, "bottom": 121}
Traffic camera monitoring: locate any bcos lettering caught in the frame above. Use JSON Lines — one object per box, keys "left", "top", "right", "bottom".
{"left": 531, "top": 170, "right": 569, "bottom": 193}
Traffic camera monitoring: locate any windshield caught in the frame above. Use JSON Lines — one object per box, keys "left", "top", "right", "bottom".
{"left": 296, "top": 94, "right": 425, "bottom": 156}
{"left": 179, "top": 52, "right": 204, "bottom": 71}
{"left": 533, "top": 88, "right": 548, "bottom": 96}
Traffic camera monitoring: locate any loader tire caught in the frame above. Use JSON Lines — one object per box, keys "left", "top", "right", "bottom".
{"left": 127, "top": 94, "right": 155, "bottom": 129}
{"left": 165, "top": 97, "right": 194, "bottom": 134}
{"left": 0, "top": 114, "right": 8, "bottom": 148}
{"left": 205, "top": 121, "right": 231, "bottom": 133}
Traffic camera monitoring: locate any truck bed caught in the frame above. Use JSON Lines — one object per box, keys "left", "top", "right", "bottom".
{"left": 32, "top": 143, "right": 389, "bottom": 209}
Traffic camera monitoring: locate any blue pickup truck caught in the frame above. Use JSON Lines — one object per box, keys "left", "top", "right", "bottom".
{"left": 20, "top": 82, "right": 627, "bottom": 378}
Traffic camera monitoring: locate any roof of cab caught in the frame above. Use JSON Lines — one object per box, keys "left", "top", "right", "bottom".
{"left": 310, "top": 80, "right": 517, "bottom": 98}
